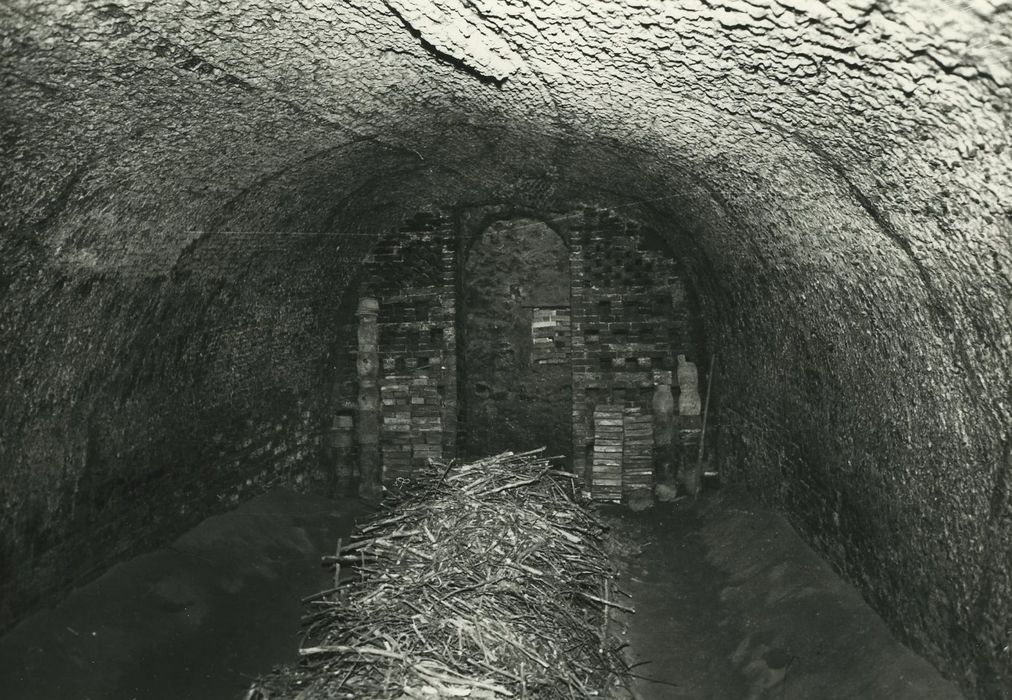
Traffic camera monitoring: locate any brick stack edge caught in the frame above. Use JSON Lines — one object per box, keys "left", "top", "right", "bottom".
{"left": 342, "top": 207, "right": 697, "bottom": 497}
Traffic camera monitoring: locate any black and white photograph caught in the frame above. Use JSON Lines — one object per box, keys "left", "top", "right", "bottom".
{"left": 0, "top": 1, "right": 1009, "bottom": 698}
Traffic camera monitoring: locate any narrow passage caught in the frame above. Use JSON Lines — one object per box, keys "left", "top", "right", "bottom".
{"left": 614, "top": 492, "right": 965, "bottom": 699}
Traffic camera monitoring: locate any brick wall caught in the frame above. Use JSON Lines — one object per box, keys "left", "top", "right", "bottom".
{"left": 569, "top": 207, "right": 698, "bottom": 495}
{"left": 334, "top": 206, "right": 700, "bottom": 499}
{"left": 335, "top": 212, "right": 457, "bottom": 484}
{"left": 460, "top": 217, "right": 573, "bottom": 463}
{"left": 0, "top": 230, "right": 355, "bottom": 631}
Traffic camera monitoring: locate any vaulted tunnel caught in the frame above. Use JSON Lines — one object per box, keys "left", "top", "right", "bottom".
{"left": 1, "top": 1, "right": 1010, "bottom": 698}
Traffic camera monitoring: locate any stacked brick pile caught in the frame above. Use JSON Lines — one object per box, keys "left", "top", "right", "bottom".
{"left": 591, "top": 405, "right": 623, "bottom": 501}
{"left": 531, "top": 306, "right": 571, "bottom": 365}
{"left": 357, "top": 213, "right": 458, "bottom": 482}
{"left": 621, "top": 408, "right": 653, "bottom": 499}
{"left": 380, "top": 377, "right": 443, "bottom": 481}
{"left": 571, "top": 209, "right": 692, "bottom": 498}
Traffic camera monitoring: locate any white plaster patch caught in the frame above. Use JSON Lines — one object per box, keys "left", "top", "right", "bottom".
{"left": 384, "top": 0, "right": 523, "bottom": 82}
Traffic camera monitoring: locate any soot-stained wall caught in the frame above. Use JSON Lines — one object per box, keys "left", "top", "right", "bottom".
{"left": 569, "top": 208, "right": 703, "bottom": 492}
{"left": 342, "top": 213, "right": 458, "bottom": 484}
{"left": 1, "top": 1, "right": 1010, "bottom": 697}
{"left": 0, "top": 230, "right": 353, "bottom": 630}
{"left": 462, "top": 218, "right": 572, "bottom": 462}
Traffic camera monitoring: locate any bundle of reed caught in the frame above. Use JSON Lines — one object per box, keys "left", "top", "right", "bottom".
{"left": 247, "top": 448, "right": 633, "bottom": 699}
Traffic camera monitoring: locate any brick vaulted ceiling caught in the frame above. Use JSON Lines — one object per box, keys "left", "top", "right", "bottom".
{"left": 1, "top": 1, "right": 1010, "bottom": 697}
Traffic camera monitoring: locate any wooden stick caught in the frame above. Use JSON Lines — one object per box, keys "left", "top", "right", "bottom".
{"left": 413, "top": 662, "right": 512, "bottom": 695}
{"left": 299, "top": 645, "right": 408, "bottom": 660}
{"left": 301, "top": 581, "right": 353, "bottom": 604}
{"left": 340, "top": 530, "right": 422, "bottom": 553}
{"left": 579, "top": 591, "right": 635, "bottom": 614}
{"left": 334, "top": 537, "right": 343, "bottom": 589}
{"left": 476, "top": 467, "right": 552, "bottom": 497}
{"left": 601, "top": 577, "right": 611, "bottom": 652}
{"left": 697, "top": 353, "right": 716, "bottom": 468}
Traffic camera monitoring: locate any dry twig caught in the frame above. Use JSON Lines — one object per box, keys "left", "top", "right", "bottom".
{"left": 249, "top": 450, "right": 632, "bottom": 699}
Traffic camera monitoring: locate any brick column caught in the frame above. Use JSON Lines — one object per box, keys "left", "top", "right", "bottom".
{"left": 356, "top": 297, "right": 382, "bottom": 502}
{"left": 569, "top": 228, "right": 592, "bottom": 490}
{"left": 438, "top": 234, "right": 458, "bottom": 460}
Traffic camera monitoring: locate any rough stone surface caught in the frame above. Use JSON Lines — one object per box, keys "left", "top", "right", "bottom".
{"left": 1, "top": 1, "right": 1010, "bottom": 698}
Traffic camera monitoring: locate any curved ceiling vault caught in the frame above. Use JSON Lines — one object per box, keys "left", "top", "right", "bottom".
{"left": 1, "top": 1, "right": 1010, "bottom": 698}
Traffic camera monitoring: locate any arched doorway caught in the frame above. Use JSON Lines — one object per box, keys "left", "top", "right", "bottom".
{"left": 462, "top": 219, "right": 572, "bottom": 465}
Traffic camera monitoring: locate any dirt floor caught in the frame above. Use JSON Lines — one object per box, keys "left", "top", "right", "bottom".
{"left": 0, "top": 489, "right": 368, "bottom": 700}
{"left": 0, "top": 486, "right": 967, "bottom": 700}
{"left": 608, "top": 489, "right": 966, "bottom": 700}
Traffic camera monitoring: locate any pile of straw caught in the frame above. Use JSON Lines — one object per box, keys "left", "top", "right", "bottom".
{"left": 248, "top": 449, "right": 633, "bottom": 699}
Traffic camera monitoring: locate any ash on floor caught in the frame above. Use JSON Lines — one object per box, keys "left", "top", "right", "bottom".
{"left": 0, "top": 490, "right": 367, "bottom": 700}
{"left": 605, "top": 491, "right": 965, "bottom": 700}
